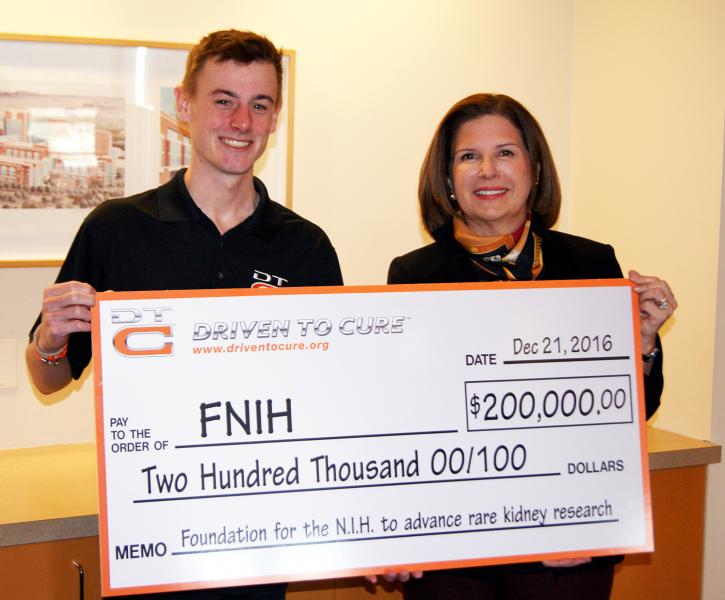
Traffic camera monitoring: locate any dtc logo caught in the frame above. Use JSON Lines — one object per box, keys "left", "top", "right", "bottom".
{"left": 111, "top": 307, "right": 174, "bottom": 357}
{"left": 251, "top": 270, "right": 288, "bottom": 289}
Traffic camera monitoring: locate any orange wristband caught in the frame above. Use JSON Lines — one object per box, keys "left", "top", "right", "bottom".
{"left": 32, "top": 328, "right": 68, "bottom": 366}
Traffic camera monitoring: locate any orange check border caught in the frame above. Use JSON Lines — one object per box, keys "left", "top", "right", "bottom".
{"left": 91, "top": 279, "right": 653, "bottom": 596}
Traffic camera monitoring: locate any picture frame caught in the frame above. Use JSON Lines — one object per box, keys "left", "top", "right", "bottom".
{"left": 0, "top": 33, "right": 295, "bottom": 266}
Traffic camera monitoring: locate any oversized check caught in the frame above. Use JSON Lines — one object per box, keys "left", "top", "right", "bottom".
{"left": 91, "top": 281, "right": 652, "bottom": 596}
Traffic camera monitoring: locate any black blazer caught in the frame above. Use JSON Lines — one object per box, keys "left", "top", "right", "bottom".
{"left": 388, "top": 223, "right": 663, "bottom": 419}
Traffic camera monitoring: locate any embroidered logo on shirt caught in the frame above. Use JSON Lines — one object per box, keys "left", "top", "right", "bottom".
{"left": 251, "top": 269, "right": 289, "bottom": 289}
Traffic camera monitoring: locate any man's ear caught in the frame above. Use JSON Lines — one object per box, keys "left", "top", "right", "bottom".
{"left": 174, "top": 86, "right": 191, "bottom": 122}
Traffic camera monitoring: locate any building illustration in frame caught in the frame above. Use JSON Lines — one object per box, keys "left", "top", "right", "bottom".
{"left": 159, "top": 86, "right": 190, "bottom": 185}
{"left": 0, "top": 91, "right": 125, "bottom": 209}
{"left": 0, "top": 36, "right": 291, "bottom": 260}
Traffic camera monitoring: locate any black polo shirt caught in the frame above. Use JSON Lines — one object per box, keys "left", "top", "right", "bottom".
{"left": 40, "top": 170, "right": 343, "bottom": 379}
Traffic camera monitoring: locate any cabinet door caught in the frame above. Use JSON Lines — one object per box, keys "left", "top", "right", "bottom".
{"left": 611, "top": 466, "right": 706, "bottom": 600}
{"left": 0, "top": 536, "right": 100, "bottom": 600}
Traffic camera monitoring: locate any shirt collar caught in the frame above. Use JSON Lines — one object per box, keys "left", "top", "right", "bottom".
{"left": 157, "top": 169, "right": 204, "bottom": 223}
{"left": 156, "top": 169, "right": 281, "bottom": 239}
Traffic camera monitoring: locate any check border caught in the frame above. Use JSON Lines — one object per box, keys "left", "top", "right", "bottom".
{"left": 91, "top": 279, "right": 653, "bottom": 596}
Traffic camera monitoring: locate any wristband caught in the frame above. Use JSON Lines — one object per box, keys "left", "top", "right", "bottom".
{"left": 641, "top": 346, "right": 659, "bottom": 376}
{"left": 642, "top": 347, "right": 659, "bottom": 363}
{"left": 33, "top": 327, "right": 68, "bottom": 366}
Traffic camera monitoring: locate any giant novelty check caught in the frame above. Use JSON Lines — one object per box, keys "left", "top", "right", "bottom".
{"left": 92, "top": 281, "right": 652, "bottom": 596}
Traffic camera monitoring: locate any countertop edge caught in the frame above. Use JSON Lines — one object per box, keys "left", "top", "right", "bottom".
{"left": 648, "top": 444, "right": 722, "bottom": 471}
{"left": 0, "top": 514, "right": 98, "bottom": 547}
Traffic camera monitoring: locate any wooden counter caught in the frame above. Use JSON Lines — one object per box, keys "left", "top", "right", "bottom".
{"left": 645, "top": 427, "right": 721, "bottom": 470}
{"left": 0, "top": 428, "right": 720, "bottom": 599}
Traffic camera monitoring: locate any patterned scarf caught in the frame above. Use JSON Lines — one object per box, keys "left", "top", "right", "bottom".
{"left": 453, "top": 213, "right": 543, "bottom": 281}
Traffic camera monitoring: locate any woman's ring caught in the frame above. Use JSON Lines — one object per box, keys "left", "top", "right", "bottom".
{"left": 658, "top": 298, "right": 669, "bottom": 310}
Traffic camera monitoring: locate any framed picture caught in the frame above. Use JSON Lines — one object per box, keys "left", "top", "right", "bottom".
{"left": 0, "top": 34, "right": 295, "bottom": 266}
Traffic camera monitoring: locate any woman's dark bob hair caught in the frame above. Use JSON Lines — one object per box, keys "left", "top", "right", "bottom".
{"left": 419, "top": 93, "right": 561, "bottom": 234}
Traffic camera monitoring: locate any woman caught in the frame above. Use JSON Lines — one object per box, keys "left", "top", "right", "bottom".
{"left": 383, "top": 94, "right": 676, "bottom": 599}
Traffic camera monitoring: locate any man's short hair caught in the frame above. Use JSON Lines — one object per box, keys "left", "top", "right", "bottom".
{"left": 182, "top": 29, "right": 283, "bottom": 105}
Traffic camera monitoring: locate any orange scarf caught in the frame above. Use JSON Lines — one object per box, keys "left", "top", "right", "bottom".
{"left": 453, "top": 213, "right": 543, "bottom": 280}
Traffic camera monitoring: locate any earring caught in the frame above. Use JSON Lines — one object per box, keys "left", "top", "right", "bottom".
{"left": 447, "top": 176, "right": 456, "bottom": 201}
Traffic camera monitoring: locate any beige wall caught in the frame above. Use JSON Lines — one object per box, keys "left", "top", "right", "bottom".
{"left": 0, "top": 267, "right": 94, "bottom": 447}
{"left": 705, "top": 133, "right": 725, "bottom": 600}
{"left": 571, "top": 0, "right": 725, "bottom": 440}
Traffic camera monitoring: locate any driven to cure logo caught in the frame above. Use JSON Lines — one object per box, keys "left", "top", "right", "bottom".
{"left": 111, "top": 307, "right": 174, "bottom": 357}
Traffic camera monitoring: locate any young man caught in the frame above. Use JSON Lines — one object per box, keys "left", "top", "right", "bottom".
{"left": 26, "top": 30, "right": 342, "bottom": 599}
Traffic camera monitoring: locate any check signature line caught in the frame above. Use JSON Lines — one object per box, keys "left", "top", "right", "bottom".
{"left": 175, "top": 429, "right": 459, "bottom": 450}
{"left": 132, "top": 471, "right": 561, "bottom": 504}
{"left": 170, "top": 518, "right": 619, "bottom": 556}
